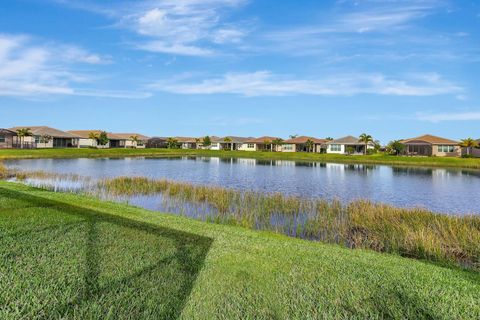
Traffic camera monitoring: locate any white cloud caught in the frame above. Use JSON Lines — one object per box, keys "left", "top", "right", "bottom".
{"left": 0, "top": 34, "right": 148, "bottom": 99}
{"left": 149, "top": 71, "right": 462, "bottom": 97}
{"left": 415, "top": 111, "right": 480, "bottom": 122}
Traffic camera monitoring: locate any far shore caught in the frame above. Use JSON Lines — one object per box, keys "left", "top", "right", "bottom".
{"left": 1, "top": 148, "right": 480, "bottom": 170}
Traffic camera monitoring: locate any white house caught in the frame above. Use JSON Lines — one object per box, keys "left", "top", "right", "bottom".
{"left": 326, "top": 136, "right": 375, "bottom": 155}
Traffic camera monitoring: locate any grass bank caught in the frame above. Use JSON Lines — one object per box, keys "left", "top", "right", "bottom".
{"left": 1, "top": 182, "right": 479, "bottom": 319}
{"left": 1, "top": 148, "right": 480, "bottom": 169}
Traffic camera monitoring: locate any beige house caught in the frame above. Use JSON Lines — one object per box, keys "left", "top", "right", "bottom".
{"left": 9, "top": 126, "right": 80, "bottom": 148}
{"left": 68, "top": 130, "right": 126, "bottom": 148}
{"left": 282, "top": 136, "right": 328, "bottom": 153}
{"left": 326, "top": 136, "right": 375, "bottom": 155}
{"left": 401, "top": 134, "right": 460, "bottom": 157}
{"left": 0, "top": 129, "right": 17, "bottom": 149}
{"left": 175, "top": 137, "right": 199, "bottom": 149}
{"left": 113, "top": 133, "right": 150, "bottom": 148}
{"left": 242, "top": 136, "right": 283, "bottom": 151}
{"left": 211, "top": 136, "right": 252, "bottom": 151}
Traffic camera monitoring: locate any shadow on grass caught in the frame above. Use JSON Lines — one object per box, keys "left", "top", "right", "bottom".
{"left": 0, "top": 187, "right": 213, "bottom": 319}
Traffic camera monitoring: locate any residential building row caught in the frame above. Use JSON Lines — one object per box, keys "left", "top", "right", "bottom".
{"left": 0, "top": 126, "right": 476, "bottom": 157}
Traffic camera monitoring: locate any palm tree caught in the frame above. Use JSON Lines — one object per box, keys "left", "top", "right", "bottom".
{"left": 223, "top": 137, "right": 233, "bottom": 150}
{"left": 194, "top": 138, "right": 201, "bottom": 149}
{"left": 88, "top": 131, "right": 100, "bottom": 146}
{"left": 305, "top": 139, "right": 314, "bottom": 153}
{"left": 167, "top": 137, "right": 179, "bottom": 149}
{"left": 272, "top": 138, "right": 284, "bottom": 152}
{"left": 359, "top": 133, "right": 373, "bottom": 155}
{"left": 16, "top": 128, "right": 33, "bottom": 149}
{"left": 130, "top": 135, "right": 139, "bottom": 148}
{"left": 459, "top": 138, "right": 478, "bottom": 156}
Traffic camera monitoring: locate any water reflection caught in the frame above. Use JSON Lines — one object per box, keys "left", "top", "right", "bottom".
{"left": 5, "top": 157, "right": 480, "bottom": 214}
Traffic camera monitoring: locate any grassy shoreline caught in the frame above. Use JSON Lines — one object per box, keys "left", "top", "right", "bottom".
{"left": 1, "top": 181, "right": 479, "bottom": 319}
{"left": 1, "top": 148, "right": 480, "bottom": 169}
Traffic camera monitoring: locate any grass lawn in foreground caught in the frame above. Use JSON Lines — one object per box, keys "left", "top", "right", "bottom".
{"left": 1, "top": 182, "right": 479, "bottom": 319}
{"left": 1, "top": 148, "right": 480, "bottom": 169}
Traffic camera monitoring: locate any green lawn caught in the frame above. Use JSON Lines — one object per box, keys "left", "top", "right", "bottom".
{"left": 1, "top": 182, "right": 479, "bottom": 319}
{"left": 1, "top": 148, "right": 480, "bottom": 169}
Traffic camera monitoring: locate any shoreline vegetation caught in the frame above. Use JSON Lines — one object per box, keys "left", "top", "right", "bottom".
{"left": 1, "top": 148, "right": 480, "bottom": 169}
{"left": 1, "top": 182, "right": 479, "bottom": 318}
{"left": 5, "top": 163, "right": 479, "bottom": 272}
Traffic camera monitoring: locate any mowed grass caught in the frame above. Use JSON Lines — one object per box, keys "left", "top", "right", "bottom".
{"left": 1, "top": 182, "right": 479, "bottom": 319}
{"left": 1, "top": 148, "right": 480, "bottom": 169}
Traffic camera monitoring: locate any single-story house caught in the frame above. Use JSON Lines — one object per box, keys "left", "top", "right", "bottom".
{"left": 175, "top": 137, "right": 199, "bottom": 149}
{"left": 113, "top": 133, "right": 150, "bottom": 148}
{"left": 0, "top": 129, "right": 17, "bottom": 149}
{"left": 474, "top": 139, "right": 480, "bottom": 158}
{"left": 211, "top": 136, "right": 252, "bottom": 151}
{"left": 400, "top": 134, "right": 460, "bottom": 157}
{"left": 68, "top": 130, "right": 125, "bottom": 148}
{"left": 243, "top": 136, "right": 283, "bottom": 151}
{"left": 326, "top": 135, "right": 375, "bottom": 154}
{"left": 282, "top": 136, "right": 328, "bottom": 153}
{"left": 146, "top": 137, "right": 168, "bottom": 148}
{"left": 198, "top": 136, "right": 221, "bottom": 150}
{"left": 9, "top": 126, "right": 80, "bottom": 148}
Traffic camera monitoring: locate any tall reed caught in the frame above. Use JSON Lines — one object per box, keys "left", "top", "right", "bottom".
{"left": 97, "top": 176, "right": 480, "bottom": 270}
{"left": 0, "top": 162, "right": 7, "bottom": 179}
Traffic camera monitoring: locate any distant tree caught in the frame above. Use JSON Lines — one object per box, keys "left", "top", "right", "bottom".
{"left": 39, "top": 134, "right": 52, "bottom": 147}
{"left": 359, "top": 133, "right": 374, "bottom": 155}
{"left": 386, "top": 140, "right": 405, "bottom": 156}
{"left": 223, "top": 137, "right": 233, "bottom": 150}
{"left": 202, "top": 136, "right": 212, "bottom": 148}
{"left": 167, "top": 137, "right": 179, "bottom": 149}
{"left": 272, "top": 138, "right": 284, "bottom": 152}
{"left": 373, "top": 140, "right": 381, "bottom": 153}
{"left": 98, "top": 131, "right": 109, "bottom": 146}
{"left": 346, "top": 146, "right": 355, "bottom": 155}
{"left": 459, "top": 138, "right": 478, "bottom": 156}
{"left": 16, "top": 128, "right": 33, "bottom": 148}
{"left": 289, "top": 134, "right": 298, "bottom": 139}
{"left": 325, "top": 137, "right": 334, "bottom": 141}
{"left": 305, "top": 139, "right": 314, "bottom": 153}
{"left": 130, "top": 135, "right": 139, "bottom": 148}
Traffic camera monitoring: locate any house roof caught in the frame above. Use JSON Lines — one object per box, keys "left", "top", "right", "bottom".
{"left": 400, "top": 134, "right": 458, "bottom": 145}
{"left": 174, "top": 137, "right": 199, "bottom": 143}
{"left": 112, "top": 133, "right": 150, "bottom": 140}
{"left": 284, "top": 136, "right": 327, "bottom": 144}
{"left": 10, "top": 126, "right": 80, "bottom": 138}
{"left": 0, "top": 128, "right": 17, "bottom": 135}
{"left": 68, "top": 130, "right": 124, "bottom": 140}
{"left": 328, "top": 135, "right": 364, "bottom": 145}
{"left": 211, "top": 136, "right": 252, "bottom": 143}
{"left": 245, "top": 136, "right": 283, "bottom": 143}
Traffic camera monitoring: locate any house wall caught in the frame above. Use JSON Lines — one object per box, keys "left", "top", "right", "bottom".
{"left": 326, "top": 144, "right": 345, "bottom": 154}
{"left": 238, "top": 143, "right": 257, "bottom": 151}
{"left": 0, "top": 133, "right": 15, "bottom": 149}
{"left": 280, "top": 144, "right": 296, "bottom": 152}
{"left": 23, "top": 136, "right": 53, "bottom": 148}
{"left": 210, "top": 143, "right": 221, "bottom": 150}
{"left": 181, "top": 142, "right": 197, "bottom": 149}
{"left": 431, "top": 145, "right": 461, "bottom": 157}
{"left": 472, "top": 148, "right": 480, "bottom": 158}
{"left": 125, "top": 140, "right": 146, "bottom": 148}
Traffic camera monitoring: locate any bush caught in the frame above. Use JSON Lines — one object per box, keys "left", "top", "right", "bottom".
{"left": 366, "top": 149, "right": 376, "bottom": 155}
{"left": 462, "top": 154, "right": 474, "bottom": 158}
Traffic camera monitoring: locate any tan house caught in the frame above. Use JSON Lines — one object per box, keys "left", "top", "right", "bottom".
{"left": 9, "top": 126, "right": 80, "bottom": 148}
{"left": 211, "top": 136, "right": 252, "bottom": 151}
{"left": 242, "top": 136, "right": 283, "bottom": 151}
{"left": 68, "top": 130, "right": 126, "bottom": 148}
{"left": 400, "top": 134, "right": 460, "bottom": 157}
{"left": 282, "top": 136, "right": 328, "bottom": 153}
{"left": 175, "top": 137, "right": 200, "bottom": 149}
{"left": 0, "top": 129, "right": 17, "bottom": 149}
{"left": 326, "top": 136, "right": 375, "bottom": 154}
{"left": 113, "top": 133, "right": 150, "bottom": 148}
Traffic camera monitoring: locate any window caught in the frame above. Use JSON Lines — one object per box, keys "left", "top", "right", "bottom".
{"left": 283, "top": 144, "right": 293, "bottom": 150}
{"left": 247, "top": 144, "right": 255, "bottom": 148}
{"left": 34, "top": 136, "right": 40, "bottom": 143}
{"left": 438, "top": 145, "right": 454, "bottom": 153}
{"left": 330, "top": 144, "right": 341, "bottom": 152}
{"left": 0, "top": 136, "right": 5, "bottom": 143}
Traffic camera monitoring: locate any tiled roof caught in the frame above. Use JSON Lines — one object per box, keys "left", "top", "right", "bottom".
{"left": 10, "top": 126, "right": 80, "bottom": 138}
{"left": 211, "top": 136, "right": 252, "bottom": 143}
{"left": 174, "top": 137, "right": 199, "bottom": 143}
{"left": 68, "top": 130, "right": 124, "bottom": 140}
{"left": 401, "top": 134, "right": 458, "bottom": 145}
{"left": 284, "top": 136, "right": 327, "bottom": 144}
{"left": 113, "top": 133, "right": 150, "bottom": 140}
{"left": 245, "top": 136, "right": 283, "bottom": 143}
{"left": 328, "top": 135, "right": 362, "bottom": 144}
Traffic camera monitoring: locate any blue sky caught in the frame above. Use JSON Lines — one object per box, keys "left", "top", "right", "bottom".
{"left": 1, "top": 0, "right": 479, "bottom": 143}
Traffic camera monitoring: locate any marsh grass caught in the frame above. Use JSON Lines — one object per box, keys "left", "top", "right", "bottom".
{"left": 7, "top": 171, "right": 480, "bottom": 271}
{"left": 98, "top": 176, "right": 480, "bottom": 270}
{"left": 0, "top": 162, "right": 7, "bottom": 179}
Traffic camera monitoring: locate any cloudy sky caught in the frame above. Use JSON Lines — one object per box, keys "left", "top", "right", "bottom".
{"left": 1, "top": 0, "right": 479, "bottom": 142}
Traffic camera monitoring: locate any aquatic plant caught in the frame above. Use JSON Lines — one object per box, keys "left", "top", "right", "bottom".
{"left": 10, "top": 171, "right": 480, "bottom": 270}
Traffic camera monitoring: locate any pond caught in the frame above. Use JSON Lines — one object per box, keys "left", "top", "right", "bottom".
{"left": 4, "top": 156, "right": 480, "bottom": 215}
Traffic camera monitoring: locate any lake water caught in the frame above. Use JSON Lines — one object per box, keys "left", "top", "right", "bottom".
{"left": 5, "top": 156, "right": 480, "bottom": 215}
